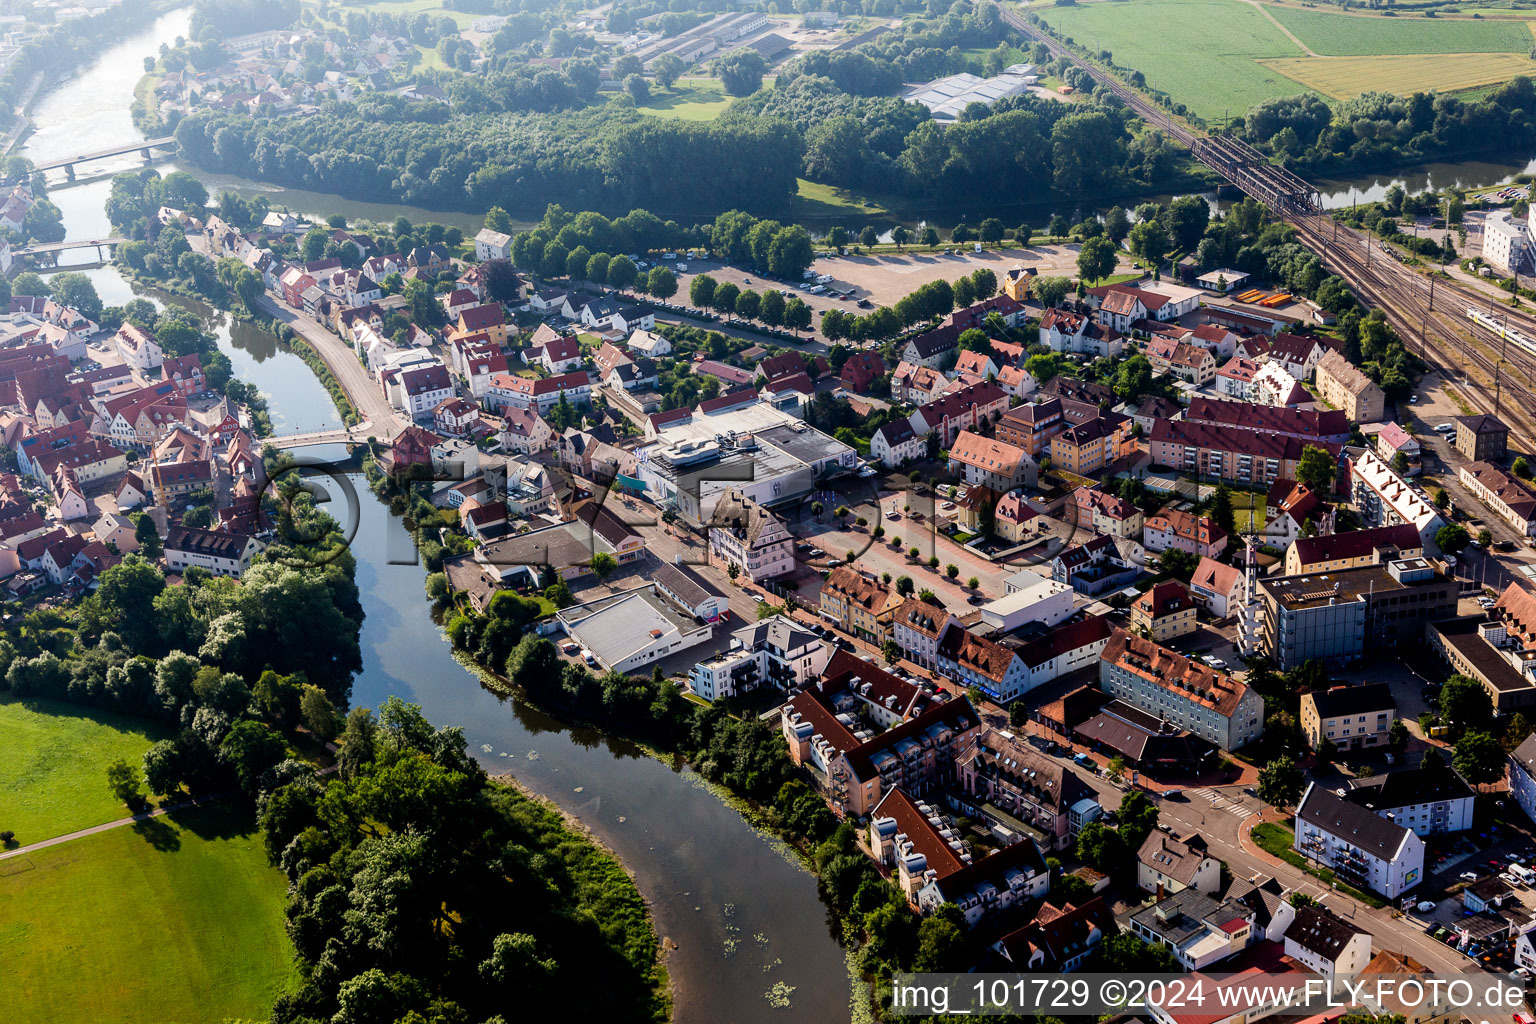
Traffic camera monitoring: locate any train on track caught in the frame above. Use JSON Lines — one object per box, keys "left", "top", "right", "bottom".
{"left": 1467, "top": 307, "right": 1536, "bottom": 358}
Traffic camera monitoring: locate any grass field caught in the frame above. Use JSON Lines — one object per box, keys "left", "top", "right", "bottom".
{"left": 1034, "top": 0, "right": 1309, "bottom": 119}
{"left": 633, "top": 79, "right": 733, "bottom": 121}
{"left": 791, "top": 177, "right": 893, "bottom": 219}
{"left": 0, "top": 804, "right": 296, "bottom": 1023}
{"left": 1263, "top": 51, "right": 1536, "bottom": 99}
{"left": 1266, "top": 5, "right": 1534, "bottom": 54}
{"left": 2, "top": 696, "right": 170, "bottom": 845}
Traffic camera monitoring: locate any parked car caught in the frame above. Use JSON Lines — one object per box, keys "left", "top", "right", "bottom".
{"left": 1460, "top": 871, "right": 1481, "bottom": 882}
{"left": 1417, "top": 901, "right": 1437, "bottom": 912}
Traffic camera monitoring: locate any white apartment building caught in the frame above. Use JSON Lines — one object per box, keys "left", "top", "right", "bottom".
{"left": 1294, "top": 783, "right": 1425, "bottom": 898}
{"left": 706, "top": 489, "right": 794, "bottom": 582}
{"left": 1347, "top": 446, "right": 1448, "bottom": 550}
{"left": 687, "top": 615, "right": 829, "bottom": 701}
{"left": 1484, "top": 209, "right": 1529, "bottom": 276}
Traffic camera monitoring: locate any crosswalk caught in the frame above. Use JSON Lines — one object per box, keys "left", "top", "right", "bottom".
{"left": 1190, "top": 787, "right": 1258, "bottom": 820}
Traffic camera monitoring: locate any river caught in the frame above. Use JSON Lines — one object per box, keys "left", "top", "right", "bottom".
{"left": 21, "top": 9, "right": 854, "bottom": 1022}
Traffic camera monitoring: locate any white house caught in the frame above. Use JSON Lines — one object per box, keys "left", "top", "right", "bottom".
{"left": 1137, "top": 831, "right": 1221, "bottom": 895}
{"left": 114, "top": 324, "right": 163, "bottom": 372}
{"left": 1294, "top": 783, "right": 1425, "bottom": 898}
{"left": 1284, "top": 904, "right": 1373, "bottom": 974}
{"left": 164, "top": 525, "right": 264, "bottom": 577}
{"left": 474, "top": 228, "right": 512, "bottom": 262}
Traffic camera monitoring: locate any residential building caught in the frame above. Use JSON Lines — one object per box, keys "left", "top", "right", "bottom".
{"left": 1126, "top": 889, "right": 1256, "bottom": 970}
{"left": 1011, "top": 614, "right": 1116, "bottom": 694}
{"left": 706, "top": 489, "right": 794, "bottom": 582}
{"left": 651, "top": 561, "right": 727, "bottom": 623}
{"left": 948, "top": 430, "right": 1036, "bottom": 492}
{"left": 890, "top": 361, "right": 948, "bottom": 405}
{"left": 1189, "top": 557, "right": 1245, "bottom": 619}
{"left": 485, "top": 371, "right": 592, "bottom": 415}
{"left": 1070, "top": 486, "right": 1144, "bottom": 539}
{"left": 1285, "top": 905, "right": 1373, "bottom": 975}
{"left": 819, "top": 566, "right": 903, "bottom": 642}
{"left": 1485, "top": 209, "right": 1529, "bottom": 274}
{"left": 1131, "top": 580, "right": 1197, "bottom": 642}
{"left": 993, "top": 490, "right": 1041, "bottom": 544}
{"left": 780, "top": 687, "right": 982, "bottom": 818}
{"left": 937, "top": 623, "right": 1032, "bottom": 703}
{"left": 163, "top": 525, "right": 264, "bottom": 577}
{"left": 1283, "top": 523, "right": 1424, "bottom": 576}
{"left": 1259, "top": 559, "right": 1458, "bottom": 670}
{"left": 870, "top": 417, "right": 924, "bottom": 467}
{"left": 991, "top": 897, "right": 1117, "bottom": 972}
{"left": 1215, "top": 357, "right": 1262, "bottom": 401}
{"left": 1459, "top": 461, "right": 1536, "bottom": 535}
{"left": 899, "top": 325, "right": 960, "bottom": 368}
{"left": 114, "top": 324, "right": 163, "bottom": 372}
{"left": 687, "top": 614, "right": 827, "bottom": 701}
{"left": 839, "top": 351, "right": 886, "bottom": 393}
{"left": 891, "top": 597, "right": 958, "bottom": 670}
{"left": 499, "top": 407, "right": 554, "bottom": 455}
{"left": 1165, "top": 343, "right": 1217, "bottom": 386}
{"left": 473, "top": 227, "right": 512, "bottom": 261}
{"left": 910, "top": 381, "right": 1009, "bottom": 447}
{"left": 917, "top": 838, "right": 1050, "bottom": 927}
{"left": 1143, "top": 508, "right": 1228, "bottom": 559}
{"left": 1341, "top": 765, "right": 1476, "bottom": 837}
{"left": 996, "top": 399, "right": 1064, "bottom": 458}
{"left": 1508, "top": 735, "right": 1536, "bottom": 829}
{"left": 1300, "top": 683, "right": 1395, "bottom": 751}
{"left": 1374, "top": 421, "right": 1420, "bottom": 469}
{"left": 1267, "top": 332, "right": 1334, "bottom": 381}
{"left": 1455, "top": 414, "right": 1510, "bottom": 462}
{"left": 1051, "top": 534, "right": 1140, "bottom": 596}
{"left": 1099, "top": 628, "right": 1264, "bottom": 751}
{"left": 1184, "top": 398, "right": 1350, "bottom": 445}
{"left": 1294, "top": 783, "right": 1425, "bottom": 898}
{"left": 1150, "top": 419, "right": 1335, "bottom": 488}
{"left": 867, "top": 788, "right": 974, "bottom": 905}
{"left": 1137, "top": 831, "right": 1221, "bottom": 895}
{"left": 1314, "top": 350, "right": 1386, "bottom": 424}
{"left": 953, "top": 728, "right": 1099, "bottom": 851}
{"left": 1039, "top": 308, "right": 1123, "bottom": 358}
{"left": 1252, "top": 361, "right": 1309, "bottom": 407}
{"left": 1050, "top": 418, "right": 1117, "bottom": 475}
{"left": 1347, "top": 447, "right": 1447, "bottom": 550}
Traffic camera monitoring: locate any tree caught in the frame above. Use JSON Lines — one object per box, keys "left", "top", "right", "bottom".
{"left": 646, "top": 266, "right": 677, "bottom": 300}
{"left": 689, "top": 274, "right": 717, "bottom": 308}
{"left": 132, "top": 512, "right": 162, "bottom": 559}
{"left": 966, "top": 576, "right": 979, "bottom": 590}
{"left": 895, "top": 575, "right": 915, "bottom": 597}
{"left": 300, "top": 684, "right": 339, "bottom": 741}
{"left": 1516, "top": 456, "right": 1532, "bottom": 478}
{"left": 892, "top": 225, "right": 910, "bottom": 249}
{"left": 1209, "top": 484, "right": 1236, "bottom": 535}
{"left": 1106, "top": 755, "right": 1127, "bottom": 780}
{"left": 220, "top": 719, "right": 287, "bottom": 795}
{"left": 652, "top": 53, "right": 684, "bottom": 89}
{"left": 1076, "top": 821, "right": 1130, "bottom": 873}
{"left": 106, "top": 757, "right": 145, "bottom": 809}
{"left": 590, "top": 552, "right": 618, "bottom": 580}
{"left": 979, "top": 218, "right": 1005, "bottom": 243}
{"left": 784, "top": 298, "right": 812, "bottom": 333}
{"left": 1116, "top": 790, "right": 1160, "bottom": 848}
{"left": 921, "top": 226, "right": 941, "bottom": 248}
{"left": 1433, "top": 487, "right": 1449, "bottom": 509}
{"left": 1453, "top": 730, "right": 1505, "bottom": 786}
{"left": 882, "top": 640, "right": 901, "bottom": 664}
{"left": 1440, "top": 673, "right": 1493, "bottom": 735}
{"left": 945, "top": 564, "right": 959, "bottom": 580}
{"left": 1436, "top": 524, "right": 1470, "bottom": 556}
{"left": 1128, "top": 219, "right": 1169, "bottom": 266}
{"left": 1104, "top": 205, "right": 1131, "bottom": 244}
{"left": 1296, "top": 444, "right": 1336, "bottom": 494}
{"left": 623, "top": 73, "right": 650, "bottom": 104}
{"left": 1507, "top": 712, "right": 1535, "bottom": 751}
{"left": 1077, "top": 236, "right": 1118, "bottom": 284}
{"left": 1032, "top": 275, "right": 1072, "bottom": 309}
{"left": 49, "top": 272, "right": 103, "bottom": 320}
{"left": 735, "top": 289, "right": 760, "bottom": 320}
{"left": 1391, "top": 451, "right": 1409, "bottom": 475}
{"left": 759, "top": 289, "right": 785, "bottom": 327}
{"left": 715, "top": 50, "right": 768, "bottom": 96}
{"left": 859, "top": 225, "right": 879, "bottom": 248}
{"left": 607, "top": 255, "right": 638, "bottom": 290}
{"left": 1478, "top": 528, "right": 1493, "bottom": 548}
{"left": 1091, "top": 932, "right": 1180, "bottom": 973}
{"left": 1258, "top": 755, "right": 1304, "bottom": 808}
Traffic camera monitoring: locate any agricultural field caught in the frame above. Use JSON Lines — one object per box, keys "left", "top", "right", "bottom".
{"left": 1263, "top": 51, "right": 1536, "bottom": 99}
{"left": 0, "top": 804, "right": 296, "bottom": 1024}
{"left": 1032, "top": 0, "right": 1311, "bottom": 120}
{"left": 1030, "top": 0, "right": 1536, "bottom": 119}
{"left": 1, "top": 696, "right": 170, "bottom": 845}
{"left": 1266, "top": 5, "right": 1535, "bottom": 55}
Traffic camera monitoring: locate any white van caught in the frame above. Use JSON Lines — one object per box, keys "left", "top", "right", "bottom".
{"left": 1512, "top": 863, "right": 1535, "bottom": 885}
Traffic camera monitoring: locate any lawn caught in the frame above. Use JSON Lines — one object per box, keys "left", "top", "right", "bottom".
{"left": 1033, "top": 0, "right": 1310, "bottom": 119}
{"left": 1250, "top": 822, "right": 1387, "bottom": 907}
{"left": 1263, "top": 52, "right": 1536, "bottom": 99}
{"left": 791, "top": 177, "right": 893, "bottom": 219}
{"left": 633, "top": 80, "right": 734, "bottom": 122}
{"left": 1229, "top": 489, "right": 1268, "bottom": 532}
{"left": 1266, "top": 5, "right": 1534, "bottom": 55}
{"left": 0, "top": 804, "right": 297, "bottom": 1023}
{"left": 1, "top": 695, "right": 171, "bottom": 845}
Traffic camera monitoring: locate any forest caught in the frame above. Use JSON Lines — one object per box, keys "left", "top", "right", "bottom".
{"left": 1241, "top": 77, "right": 1536, "bottom": 173}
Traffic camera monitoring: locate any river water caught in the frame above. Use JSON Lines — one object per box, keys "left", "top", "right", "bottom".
{"left": 24, "top": 9, "right": 853, "bottom": 1022}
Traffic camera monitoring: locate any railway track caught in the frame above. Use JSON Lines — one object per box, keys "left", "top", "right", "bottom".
{"left": 990, "top": 0, "right": 1536, "bottom": 445}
